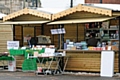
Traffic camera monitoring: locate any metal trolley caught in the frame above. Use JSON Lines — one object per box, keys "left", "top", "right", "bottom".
{"left": 35, "top": 52, "right": 69, "bottom": 75}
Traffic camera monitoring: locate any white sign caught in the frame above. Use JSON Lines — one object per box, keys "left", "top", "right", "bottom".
{"left": 57, "top": 29, "right": 63, "bottom": 34}
{"left": 51, "top": 29, "right": 58, "bottom": 34}
{"left": 7, "top": 41, "right": 19, "bottom": 49}
{"left": 51, "top": 28, "right": 66, "bottom": 34}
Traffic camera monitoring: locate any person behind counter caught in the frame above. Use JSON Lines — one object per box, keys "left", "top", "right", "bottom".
{"left": 87, "top": 33, "right": 98, "bottom": 47}
{"left": 26, "top": 34, "right": 38, "bottom": 48}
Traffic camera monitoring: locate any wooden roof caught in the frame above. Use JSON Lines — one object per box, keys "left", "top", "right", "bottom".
{"left": 3, "top": 8, "right": 52, "bottom": 22}
{"left": 52, "top": 4, "right": 112, "bottom": 20}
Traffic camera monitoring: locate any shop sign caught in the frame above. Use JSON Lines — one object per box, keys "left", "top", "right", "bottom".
{"left": 51, "top": 28, "right": 66, "bottom": 34}
{"left": 7, "top": 41, "right": 19, "bottom": 49}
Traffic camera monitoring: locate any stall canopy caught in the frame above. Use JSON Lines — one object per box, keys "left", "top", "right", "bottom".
{"left": 0, "top": 21, "right": 49, "bottom": 25}
{"left": 48, "top": 17, "right": 115, "bottom": 25}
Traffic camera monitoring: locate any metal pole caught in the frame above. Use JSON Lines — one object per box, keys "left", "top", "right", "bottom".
{"left": 23, "top": 0, "right": 26, "bottom": 8}
{"left": 41, "top": 24, "right": 44, "bottom": 35}
{"left": 76, "top": 24, "right": 78, "bottom": 42}
{"left": 58, "top": 24, "right": 60, "bottom": 49}
{"left": 100, "top": 0, "right": 102, "bottom": 3}
{"left": 70, "top": 0, "right": 73, "bottom": 8}
{"left": 35, "top": 0, "right": 38, "bottom": 7}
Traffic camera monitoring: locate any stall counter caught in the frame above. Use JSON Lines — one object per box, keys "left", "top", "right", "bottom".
{"left": 58, "top": 49, "right": 119, "bottom": 72}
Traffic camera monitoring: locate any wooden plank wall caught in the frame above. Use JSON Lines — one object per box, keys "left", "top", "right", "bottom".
{"left": 64, "top": 24, "right": 85, "bottom": 42}
{"left": 78, "top": 24, "right": 85, "bottom": 41}
{"left": 65, "top": 51, "right": 118, "bottom": 72}
{"left": 44, "top": 24, "right": 59, "bottom": 48}
{"left": 23, "top": 26, "right": 34, "bottom": 46}
{"left": 0, "top": 25, "right": 13, "bottom": 52}
{"left": 15, "top": 26, "right": 23, "bottom": 46}
{"left": 64, "top": 24, "right": 77, "bottom": 42}
{"left": 0, "top": 24, "right": 13, "bottom": 66}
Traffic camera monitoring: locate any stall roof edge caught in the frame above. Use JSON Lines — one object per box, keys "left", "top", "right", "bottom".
{"left": 3, "top": 7, "right": 53, "bottom": 22}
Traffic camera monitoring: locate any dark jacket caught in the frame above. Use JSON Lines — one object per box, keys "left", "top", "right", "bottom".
{"left": 27, "top": 37, "right": 37, "bottom": 48}
{"left": 87, "top": 37, "right": 98, "bottom": 47}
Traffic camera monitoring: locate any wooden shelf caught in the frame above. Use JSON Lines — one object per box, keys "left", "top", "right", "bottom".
{"left": 86, "top": 28, "right": 118, "bottom": 30}
{"left": 110, "top": 39, "right": 119, "bottom": 41}
{"left": 85, "top": 37, "right": 101, "bottom": 39}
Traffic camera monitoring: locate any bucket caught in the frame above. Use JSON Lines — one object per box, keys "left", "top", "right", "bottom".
{"left": 37, "top": 67, "right": 42, "bottom": 73}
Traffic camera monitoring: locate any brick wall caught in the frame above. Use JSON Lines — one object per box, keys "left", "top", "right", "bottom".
{"left": 85, "top": 0, "right": 100, "bottom": 3}
{"left": 85, "top": 0, "right": 120, "bottom": 4}
{"left": 103, "top": 0, "right": 120, "bottom": 4}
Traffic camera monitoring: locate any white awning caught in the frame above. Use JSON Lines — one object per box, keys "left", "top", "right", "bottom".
{"left": 0, "top": 21, "right": 50, "bottom": 25}
{"left": 48, "top": 17, "right": 115, "bottom": 25}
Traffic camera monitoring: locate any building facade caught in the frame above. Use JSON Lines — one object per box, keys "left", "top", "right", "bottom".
{"left": 85, "top": 0, "right": 120, "bottom": 4}
{"left": 0, "top": 0, "right": 41, "bottom": 14}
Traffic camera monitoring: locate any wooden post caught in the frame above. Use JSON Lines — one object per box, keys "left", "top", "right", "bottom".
{"left": 59, "top": 24, "right": 62, "bottom": 49}
{"left": 118, "top": 16, "right": 120, "bottom": 72}
{"left": 60, "top": 33, "right": 62, "bottom": 49}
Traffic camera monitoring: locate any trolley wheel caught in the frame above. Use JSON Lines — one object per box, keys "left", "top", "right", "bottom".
{"left": 45, "top": 70, "right": 52, "bottom": 75}
{"left": 51, "top": 71, "right": 55, "bottom": 75}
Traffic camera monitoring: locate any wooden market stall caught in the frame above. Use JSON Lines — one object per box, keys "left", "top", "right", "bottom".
{"left": 48, "top": 4, "right": 120, "bottom": 73}
{"left": 1, "top": 7, "right": 61, "bottom": 68}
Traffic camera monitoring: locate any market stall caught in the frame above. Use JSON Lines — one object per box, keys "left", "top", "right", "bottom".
{"left": 0, "top": 8, "right": 64, "bottom": 68}
{"left": 48, "top": 4, "right": 120, "bottom": 73}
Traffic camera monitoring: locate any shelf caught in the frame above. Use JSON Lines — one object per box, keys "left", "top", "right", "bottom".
{"left": 86, "top": 28, "right": 118, "bottom": 30}
{"left": 85, "top": 37, "right": 101, "bottom": 39}
{"left": 110, "top": 39, "right": 119, "bottom": 41}
{"left": 86, "top": 28, "right": 100, "bottom": 30}
{"left": 108, "top": 29, "right": 118, "bottom": 30}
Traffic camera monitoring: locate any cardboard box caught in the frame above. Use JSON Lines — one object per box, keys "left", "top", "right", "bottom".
{"left": 112, "top": 45, "right": 118, "bottom": 50}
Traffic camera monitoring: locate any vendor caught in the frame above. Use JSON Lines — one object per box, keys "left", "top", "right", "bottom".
{"left": 87, "top": 33, "right": 98, "bottom": 47}
{"left": 26, "top": 34, "right": 37, "bottom": 48}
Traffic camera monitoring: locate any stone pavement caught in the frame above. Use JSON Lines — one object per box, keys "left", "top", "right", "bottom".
{"left": 0, "top": 71, "right": 120, "bottom": 80}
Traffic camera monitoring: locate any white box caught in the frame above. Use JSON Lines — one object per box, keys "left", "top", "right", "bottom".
{"left": 34, "top": 51, "right": 39, "bottom": 57}
{"left": 100, "top": 51, "right": 114, "bottom": 77}
{"left": 8, "top": 58, "right": 16, "bottom": 71}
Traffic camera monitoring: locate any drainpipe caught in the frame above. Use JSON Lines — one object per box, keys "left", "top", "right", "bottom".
{"left": 70, "top": 0, "right": 73, "bottom": 8}
{"left": 100, "top": 0, "right": 102, "bottom": 3}
{"left": 23, "top": 0, "right": 25, "bottom": 8}
{"left": 35, "top": 0, "right": 38, "bottom": 7}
